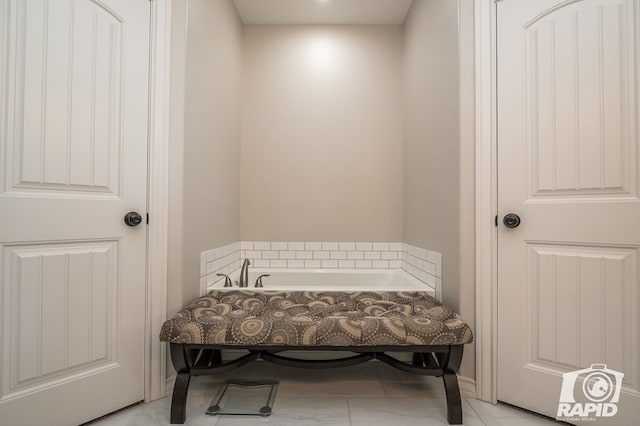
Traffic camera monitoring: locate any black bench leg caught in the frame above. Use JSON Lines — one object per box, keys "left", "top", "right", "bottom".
{"left": 442, "top": 345, "right": 464, "bottom": 425}
{"left": 443, "top": 372, "right": 462, "bottom": 424}
{"left": 170, "top": 344, "right": 191, "bottom": 424}
{"left": 412, "top": 352, "right": 423, "bottom": 366}
{"left": 212, "top": 349, "right": 222, "bottom": 365}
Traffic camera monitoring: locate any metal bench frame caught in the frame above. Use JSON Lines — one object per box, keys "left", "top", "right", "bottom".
{"left": 168, "top": 343, "right": 464, "bottom": 424}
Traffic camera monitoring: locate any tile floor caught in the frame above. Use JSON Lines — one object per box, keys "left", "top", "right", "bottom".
{"left": 92, "top": 361, "right": 560, "bottom": 425}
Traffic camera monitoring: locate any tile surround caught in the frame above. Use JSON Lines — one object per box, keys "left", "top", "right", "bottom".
{"left": 200, "top": 241, "right": 442, "bottom": 298}
{"left": 199, "top": 242, "right": 241, "bottom": 295}
{"left": 401, "top": 243, "right": 442, "bottom": 300}
{"left": 239, "top": 241, "right": 405, "bottom": 270}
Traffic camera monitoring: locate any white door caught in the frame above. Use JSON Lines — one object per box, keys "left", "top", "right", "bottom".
{"left": 0, "top": 0, "right": 149, "bottom": 424}
{"left": 497, "top": 0, "right": 640, "bottom": 424}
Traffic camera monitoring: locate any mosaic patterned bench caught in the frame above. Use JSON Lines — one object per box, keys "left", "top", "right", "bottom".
{"left": 160, "top": 290, "right": 473, "bottom": 424}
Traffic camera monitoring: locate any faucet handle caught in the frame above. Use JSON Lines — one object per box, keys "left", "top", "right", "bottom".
{"left": 255, "top": 274, "right": 270, "bottom": 288}
{"left": 216, "top": 273, "right": 233, "bottom": 288}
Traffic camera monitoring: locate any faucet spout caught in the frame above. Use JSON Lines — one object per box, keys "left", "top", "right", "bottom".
{"left": 239, "top": 259, "right": 250, "bottom": 287}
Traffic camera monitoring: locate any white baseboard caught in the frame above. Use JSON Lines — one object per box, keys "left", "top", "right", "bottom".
{"left": 458, "top": 375, "right": 476, "bottom": 399}
{"left": 165, "top": 374, "right": 176, "bottom": 396}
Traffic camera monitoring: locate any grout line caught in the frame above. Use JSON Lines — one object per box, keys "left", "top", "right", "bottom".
{"left": 346, "top": 397, "right": 353, "bottom": 426}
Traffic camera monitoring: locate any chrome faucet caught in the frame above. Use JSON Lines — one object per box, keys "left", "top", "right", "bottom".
{"left": 239, "top": 259, "right": 250, "bottom": 287}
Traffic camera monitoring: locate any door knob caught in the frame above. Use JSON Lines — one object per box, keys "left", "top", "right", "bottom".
{"left": 124, "top": 212, "right": 143, "bottom": 227}
{"left": 503, "top": 213, "right": 521, "bottom": 229}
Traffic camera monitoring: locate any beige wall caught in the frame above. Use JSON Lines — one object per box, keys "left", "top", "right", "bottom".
{"left": 168, "top": 0, "right": 243, "bottom": 312}
{"left": 169, "top": 1, "right": 477, "bottom": 380}
{"left": 240, "top": 25, "right": 404, "bottom": 242}
{"left": 403, "top": 0, "right": 475, "bottom": 379}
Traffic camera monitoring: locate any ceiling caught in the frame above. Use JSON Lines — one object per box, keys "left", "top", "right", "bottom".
{"left": 233, "top": 0, "right": 415, "bottom": 25}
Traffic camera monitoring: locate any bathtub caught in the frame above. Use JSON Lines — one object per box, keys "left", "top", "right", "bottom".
{"left": 209, "top": 268, "right": 437, "bottom": 299}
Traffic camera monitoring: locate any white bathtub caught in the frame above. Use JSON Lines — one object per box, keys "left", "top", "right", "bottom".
{"left": 208, "top": 268, "right": 436, "bottom": 298}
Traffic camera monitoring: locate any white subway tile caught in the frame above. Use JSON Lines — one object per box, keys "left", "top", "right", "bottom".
{"left": 338, "top": 260, "right": 355, "bottom": 268}
{"left": 435, "top": 263, "right": 442, "bottom": 278}
{"left": 355, "top": 260, "right": 372, "bottom": 269}
{"left": 425, "top": 274, "right": 436, "bottom": 286}
{"left": 206, "top": 262, "right": 216, "bottom": 275}
{"left": 232, "top": 241, "right": 241, "bottom": 252}
{"left": 356, "top": 242, "right": 373, "bottom": 251}
{"left": 240, "top": 250, "right": 245, "bottom": 259}
{"left": 304, "top": 259, "right": 322, "bottom": 268}
{"left": 347, "top": 251, "right": 364, "bottom": 260}
{"left": 372, "top": 260, "right": 389, "bottom": 269}
{"left": 245, "top": 250, "right": 261, "bottom": 259}
{"left": 280, "top": 251, "right": 296, "bottom": 260}
{"left": 424, "top": 262, "right": 435, "bottom": 275}
{"left": 254, "top": 241, "right": 271, "bottom": 250}
{"left": 288, "top": 260, "right": 304, "bottom": 268}
{"left": 241, "top": 241, "right": 253, "bottom": 250}
{"left": 206, "top": 274, "right": 218, "bottom": 286}
{"left": 330, "top": 251, "right": 346, "bottom": 260}
{"left": 288, "top": 242, "right": 305, "bottom": 251}
{"left": 206, "top": 250, "right": 217, "bottom": 262}
{"left": 417, "top": 248, "right": 428, "bottom": 261}
{"left": 381, "top": 251, "right": 398, "bottom": 260}
{"left": 200, "top": 277, "right": 207, "bottom": 295}
{"left": 364, "top": 251, "right": 381, "bottom": 260}
{"left": 427, "top": 250, "right": 437, "bottom": 263}
{"left": 321, "top": 260, "right": 338, "bottom": 268}
{"left": 338, "top": 242, "right": 355, "bottom": 251}
{"left": 389, "top": 242, "right": 403, "bottom": 251}
{"left": 305, "top": 242, "right": 322, "bottom": 250}
{"left": 271, "top": 260, "right": 287, "bottom": 268}
{"left": 322, "top": 242, "right": 339, "bottom": 251}
{"left": 271, "top": 241, "right": 288, "bottom": 250}
{"left": 231, "top": 259, "right": 241, "bottom": 271}
{"left": 389, "top": 260, "right": 402, "bottom": 268}
{"left": 313, "top": 251, "right": 330, "bottom": 260}
{"left": 262, "top": 251, "right": 278, "bottom": 259}
{"left": 372, "top": 242, "right": 389, "bottom": 251}
{"left": 296, "top": 251, "right": 313, "bottom": 260}
{"left": 254, "top": 259, "right": 270, "bottom": 268}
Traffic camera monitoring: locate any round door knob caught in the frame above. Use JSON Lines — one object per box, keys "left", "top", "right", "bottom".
{"left": 124, "top": 212, "right": 143, "bottom": 227}
{"left": 503, "top": 213, "right": 521, "bottom": 229}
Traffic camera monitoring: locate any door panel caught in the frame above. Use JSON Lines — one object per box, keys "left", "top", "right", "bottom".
{"left": 0, "top": 0, "right": 149, "bottom": 424}
{"left": 497, "top": 0, "right": 640, "bottom": 423}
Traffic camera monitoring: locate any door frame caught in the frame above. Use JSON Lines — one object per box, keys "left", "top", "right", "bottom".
{"left": 146, "top": 0, "right": 171, "bottom": 403}
{"left": 474, "top": 0, "right": 498, "bottom": 404}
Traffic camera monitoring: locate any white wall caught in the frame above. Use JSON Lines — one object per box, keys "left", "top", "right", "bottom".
{"left": 403, "top": 0, "right": 475, "bottom": 380}
{"left": 240, "top": 25, "right": 404, "bottom": 242}
{"left": 168, "top": 0, "right": 243, "bottom": 313}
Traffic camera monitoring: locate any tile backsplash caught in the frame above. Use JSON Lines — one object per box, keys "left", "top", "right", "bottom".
{"left": 240, "top": 241, "right": 403, "bottom": 270}
{"left": 401, "top": 243, "right": 442, "bottom": 300}
{"left": 200, "top": 241, "right": 442, "bottom": 298}
{"left": 199, "top": 242, "right": 240, "bottom": 295}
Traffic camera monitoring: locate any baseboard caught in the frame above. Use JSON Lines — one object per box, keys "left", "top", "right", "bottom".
{"left": 458, "top": 375, "right": 476, "bottom": 399}
{"left": 165, "top": 374, "right": 176, "bottom": 396}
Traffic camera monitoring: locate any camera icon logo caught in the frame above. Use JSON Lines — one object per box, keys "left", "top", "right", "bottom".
{"left": 557, "top": 364, "right": 624, "bottom": 421}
